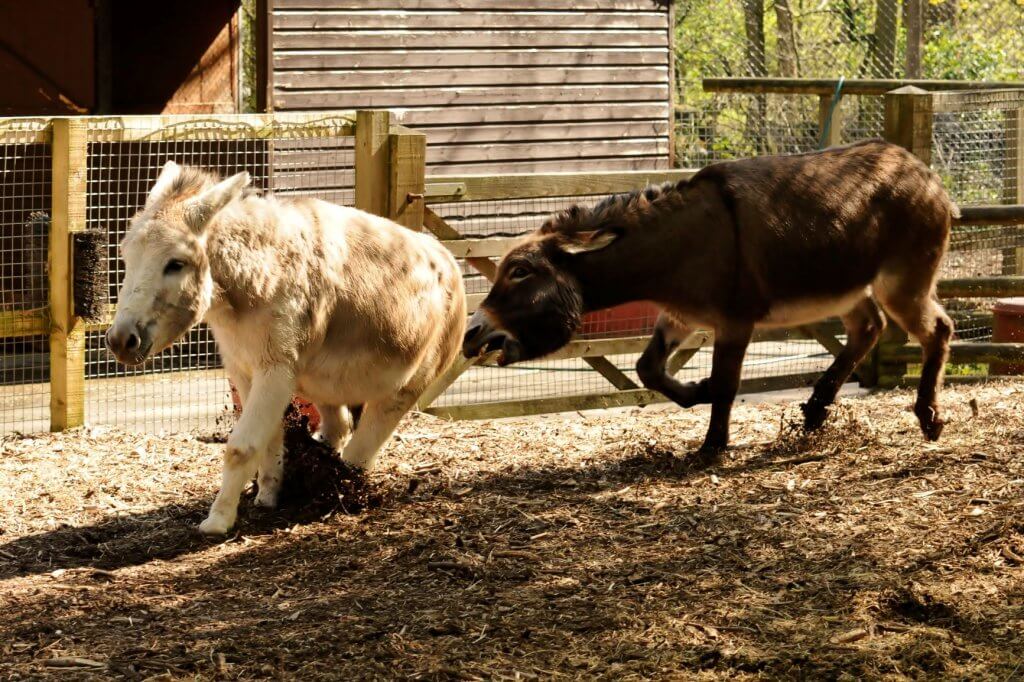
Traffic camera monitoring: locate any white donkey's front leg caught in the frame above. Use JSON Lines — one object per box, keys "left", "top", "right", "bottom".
{"left": 200, "top": 365, "right": 295, "bottom": 535}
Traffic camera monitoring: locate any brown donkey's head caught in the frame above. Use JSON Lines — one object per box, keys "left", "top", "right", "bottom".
{"left": 463, "top": 185, "right": 678, "bottom": 365}
{"left": 463, "top": 198, "right": 648, "bottom": 365}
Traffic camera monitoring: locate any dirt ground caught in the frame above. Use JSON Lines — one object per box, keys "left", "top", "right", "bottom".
{"left": 1, "top": 383, "right": 1023, "bottom": 680}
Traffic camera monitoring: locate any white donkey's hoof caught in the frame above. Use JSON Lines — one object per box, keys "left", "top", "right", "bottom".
{"left": 253, "top": 488, "right": 279, "bottom": 509}
{"left": 198, "top": 513, "right": 234, "bottom": 536}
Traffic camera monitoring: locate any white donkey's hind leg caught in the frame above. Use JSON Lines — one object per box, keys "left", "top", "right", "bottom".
{"left": 200, "top": 366, "right": 295, "bottom": 535}
{"left": 254, "top": 425, "right": 284, "bottom": 508}
{"left": 314, "top": 404, "right": 353, "bottom": 450}
{"left": 340, "top": 392, "right": 415, "bottom": 470}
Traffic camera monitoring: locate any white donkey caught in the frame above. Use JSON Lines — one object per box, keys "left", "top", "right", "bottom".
{"left": 106, "top": 162, "right": 465, "bottom": 534}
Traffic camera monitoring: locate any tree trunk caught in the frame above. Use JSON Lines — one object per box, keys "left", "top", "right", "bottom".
{"left": 743, "top": 0, "right": 767, "bottom": 77}
{"left": 774, "top": 0, "right": 799, "bottom": 77}
{"left": 868, "top": 0, "right": 899, "bottom": 78}
{"left": 904, "top": 0, "right": 923, "bottom": 78}
{"left": 742, "top": 0, "right": 767, "bottom": 153}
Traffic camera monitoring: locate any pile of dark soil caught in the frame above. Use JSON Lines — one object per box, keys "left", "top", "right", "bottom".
{"left": 274, "top": 405, "right": 383, "bottom": 519}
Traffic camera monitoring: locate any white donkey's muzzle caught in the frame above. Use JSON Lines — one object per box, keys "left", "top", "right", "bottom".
{"left": 106, "top": 318, "right": 152, "bottom": 365}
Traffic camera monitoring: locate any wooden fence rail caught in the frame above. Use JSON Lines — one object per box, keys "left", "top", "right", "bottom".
{"left": 4, "top": 92, "right": 1024, "bottom": 431}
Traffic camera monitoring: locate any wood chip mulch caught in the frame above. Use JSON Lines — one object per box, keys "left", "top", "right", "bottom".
{"left": 1, "top": 382, "right": 1022, "bottom": 680}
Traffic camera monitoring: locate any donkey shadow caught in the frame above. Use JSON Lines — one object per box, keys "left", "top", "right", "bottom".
{"left": 0, "top": 425, "right": 834, "bottom": 581}
{"left": 0, "top": 490, "right": 356, "bottom": 579}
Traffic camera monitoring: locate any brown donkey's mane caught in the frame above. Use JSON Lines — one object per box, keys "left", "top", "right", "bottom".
{"left": 541, "top": 179, "right": 689, "bottom": 235}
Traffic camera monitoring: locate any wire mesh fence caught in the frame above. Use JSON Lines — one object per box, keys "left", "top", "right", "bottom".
{"left": 2, "top": 87, "right": 1022, "bottom": 431}
{"left": 0, "top": 120, "right": 52, "bottom": 434}
{"left": 933, "top": 90, "right": 1024, "bottom": 350}
{"left": 675, "top": 0, "right": 1024, "bottom": 166}
{"left": 0, "top": 114, "right": 356, "bottom": 436}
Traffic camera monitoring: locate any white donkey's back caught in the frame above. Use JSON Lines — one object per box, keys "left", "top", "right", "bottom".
{"left": 106, "top": 162, "right": 465, "bottom": 534}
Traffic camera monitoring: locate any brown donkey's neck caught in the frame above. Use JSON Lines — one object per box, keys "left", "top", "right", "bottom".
{"left": 558, "top": 187, "right": 715, "bottom": 314}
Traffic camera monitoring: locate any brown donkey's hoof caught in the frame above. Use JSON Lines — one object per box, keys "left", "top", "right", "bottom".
{"left": 921, "top": 417, "right": 945, "bottom": 441}
{"left": 916, "top": 405, "right": 945, "bottom": 441}
{"left": 801, "top": 400, "right": 829, "bottom": 432}
{"left": 693, "top": 443, "right": 726, "bottom": 467}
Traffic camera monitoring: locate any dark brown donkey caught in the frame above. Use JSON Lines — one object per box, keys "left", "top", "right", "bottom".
{"left": 463, "top": 140, "right": 957, "bottom": 454}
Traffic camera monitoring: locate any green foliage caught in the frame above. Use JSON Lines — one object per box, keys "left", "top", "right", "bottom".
{"left": 924, "top": 31, "right": 1006, "bottom": 81}
{"left": 239, "top": 0, "right": 259, "bottom": 113}
{"left": 673, "top": 0, "right": 1024, "bottom": 166}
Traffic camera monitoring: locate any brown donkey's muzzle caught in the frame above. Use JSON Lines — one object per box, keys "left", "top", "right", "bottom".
{"left": 462, "top": 308, "right": 523, "bottom": 366}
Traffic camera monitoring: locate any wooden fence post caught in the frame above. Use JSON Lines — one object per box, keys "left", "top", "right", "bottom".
{"left": 875, "top": 86, "right": 934, "bottom": 388}
{"left": 49, "top": 119, "right": 89, "bottom": 430}
{"left": 1001, "top": 107, "right": 1024, "bottom": 275}
{"left": 354, "top": 110, "right": 392, "bottom": 218}
{"left": 388, "top": 127, "right": 427, "bottom": 230}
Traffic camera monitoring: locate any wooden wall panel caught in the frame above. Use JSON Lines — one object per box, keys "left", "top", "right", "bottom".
{"left": 270, "top": 0, "right": 671, "bottom": 195}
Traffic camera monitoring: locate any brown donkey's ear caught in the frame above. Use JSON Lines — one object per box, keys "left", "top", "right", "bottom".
{"left": 559, "top": 229, "right": 619, "bottom": 255}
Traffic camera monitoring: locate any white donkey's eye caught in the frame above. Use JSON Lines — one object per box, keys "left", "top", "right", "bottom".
{"left": 164, "top": 259, "right": 187, "bottom": 276}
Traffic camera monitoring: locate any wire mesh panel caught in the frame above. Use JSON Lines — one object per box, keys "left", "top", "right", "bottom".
{"left": 674, "top": 0, "right": 1024, "bottom": 166}
{"left": 0, "top": 121, "right": 51, "bottom": 434}
{"left": 932, "top": 91, "right": 1024, "bottom": 351}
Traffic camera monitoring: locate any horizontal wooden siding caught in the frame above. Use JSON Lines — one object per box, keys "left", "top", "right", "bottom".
{"left": 270, "top": 0, "right": 671, "bottom": 179}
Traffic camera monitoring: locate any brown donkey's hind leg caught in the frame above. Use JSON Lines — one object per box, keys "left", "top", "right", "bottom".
{"left": 802, "top": 297, "right": 886, "bottom": 431}
{"left": 875, "top": 273, "right": 954, "bottom": 441}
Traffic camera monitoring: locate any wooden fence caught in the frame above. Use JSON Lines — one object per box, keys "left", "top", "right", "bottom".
{"left": 0, "top": 111, "right": 360, "bottom": 432}
{"left": 876, "top": 87, "right": 1024, "bottom": 386}
{"left": 4, "top": 97, "right": 1024, "bottom": 433}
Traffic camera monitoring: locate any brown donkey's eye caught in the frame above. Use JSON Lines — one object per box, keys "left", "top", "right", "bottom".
{"left": 164, "top": 259, "right": 186, "bottom": 275}
{"left": 509, "top": 265, "right": 531, "bottom": 281}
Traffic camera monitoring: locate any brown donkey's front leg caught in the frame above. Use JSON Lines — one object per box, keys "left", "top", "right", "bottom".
{"left": 637, "top": 316, "right": 752, "bottom": 457}
{"left": 636, "top": 315, "right": 710, "bottom": 408}
{"left": 700, "top": 323, "right": 753, "bottom": 455}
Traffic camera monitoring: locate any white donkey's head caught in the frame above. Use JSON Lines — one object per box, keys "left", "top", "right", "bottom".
{"left": 106, "top": 161, "right": 250, "bottom": 365}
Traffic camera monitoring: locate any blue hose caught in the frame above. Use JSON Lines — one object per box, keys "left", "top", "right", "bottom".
{"left": 818, "top": 76, "right": 845, "bottom": 149}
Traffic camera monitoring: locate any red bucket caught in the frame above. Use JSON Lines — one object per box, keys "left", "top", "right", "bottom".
{"left": 580, "top": 301, "right": 660, "bottom": 339}
{"left": 992, "top": 297, "right": 1024, "bottom": 375}
{"left": 228, "top": 381, "right": 321, "bottom": 432}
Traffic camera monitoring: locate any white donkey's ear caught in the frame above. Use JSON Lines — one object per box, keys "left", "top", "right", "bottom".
{"left": 145, "top": 161, "right": 182, "bottom": 209}
{"left": 184, "top": 171, "right": 251, "bottom": 233}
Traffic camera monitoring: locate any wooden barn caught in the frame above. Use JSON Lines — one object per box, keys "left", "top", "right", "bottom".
{"left": 0, "top": 0, "right": 241, "bottom": 115}
{"left": 265, "top": 0, "right": 675, "bottom": 175}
